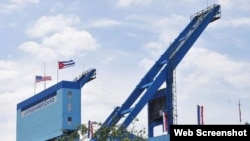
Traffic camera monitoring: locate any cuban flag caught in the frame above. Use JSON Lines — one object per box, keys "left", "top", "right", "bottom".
{"left": 197, "top": 105, "right": 204, "bottom": 125}
{"left": 58, "top": 60, "right": 75, "bottom": 69}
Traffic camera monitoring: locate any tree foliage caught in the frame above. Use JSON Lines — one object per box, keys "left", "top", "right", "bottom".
{"left": 56, "top": 118, "right": 147, "bottom": 141}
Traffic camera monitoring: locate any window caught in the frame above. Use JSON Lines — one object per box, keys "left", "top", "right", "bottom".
{"left": 68, "top": 91, "right": 72, "bottom": 99}
{"left": 68, "top": 103, "right": 72, "bottom": 111}
{"left": 68, "top": 117, "right": 72, "bottom": 125}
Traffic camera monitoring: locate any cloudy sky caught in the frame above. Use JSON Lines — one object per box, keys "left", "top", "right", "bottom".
{"left": 0, "top": 0, "right": 250, "bottom": 140}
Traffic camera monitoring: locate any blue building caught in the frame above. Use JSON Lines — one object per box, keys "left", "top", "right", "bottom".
{"left": 16, "top": 69, "right": 96, "bottom": 141}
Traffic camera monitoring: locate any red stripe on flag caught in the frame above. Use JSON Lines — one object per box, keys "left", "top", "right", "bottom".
{"left": 162, "top": 112, "right": 168, "bottom": 132}
{"left": 197, "top": 105, "right": 204, "bottom": 125}
{"left": 35, "top": 76, "right": 52, "bottom": 83}
{"left": 201, "top": 105, "right": 204, "bottom": 125}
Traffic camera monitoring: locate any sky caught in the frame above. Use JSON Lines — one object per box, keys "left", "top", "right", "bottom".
{"left": 0, "top": 0, "right": 250, "bottom": 140}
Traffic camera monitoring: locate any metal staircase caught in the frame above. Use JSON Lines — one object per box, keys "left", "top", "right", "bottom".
{"left": 73, "top": 68, "right": 96, "bottom": 87}
{"left": 91, "top": 4, "right": 221, "bottom": 140}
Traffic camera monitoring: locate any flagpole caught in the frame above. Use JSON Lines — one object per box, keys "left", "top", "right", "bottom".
{"left": 57, "top": 61, "right": 59, "bottom": 83}
{"left": 201, "top": 105, "right": 204, "bottom": 125}
{"left": 34, "top": 77, "right": 36, "bottom": 95}
{"left": 44, "top": 62, "right": 46, "bottom": 89}
{"left": 239, "top": 100, "right": 242, "bottom": 125}
{"left": 197, "top": 105, "right": 200, "bottom": 125}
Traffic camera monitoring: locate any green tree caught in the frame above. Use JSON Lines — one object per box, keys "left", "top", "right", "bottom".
{"left": 56, "top": 118, "right": 147, "bottom": 141}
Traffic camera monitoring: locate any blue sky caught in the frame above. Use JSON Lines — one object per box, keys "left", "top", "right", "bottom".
{"left": 0, "top": 0, "right": 250, "bottom": 140}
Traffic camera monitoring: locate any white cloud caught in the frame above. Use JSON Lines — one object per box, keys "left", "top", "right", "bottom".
{"left": 139, "top": 58, "right": 153, "bottom": 71}
{"left": 170, "top": 47, "right": 250, "bottom": 125}
{"left": 218, "top": 0, "right": 250, "bottom": 11}
{"left": 142, "top": 41, "right": 165, "bottom": 58}
{"left": 20, "top": 15, "right": 99, "bottom": 59}
{"left": 116, "top": 0, "right": 152, "bottom": 7}
{"left": 18, "top": 41, "right": 57, "bottom": 61}
{"left": 179, "top": 47, "right": 250, "bottom": 92}
{"left": 0, "top": 60, "right": 22, "bottom": 92}
{"left": 0, "top": 0, "right": 39, "bottom": 14}
{"left": 26, "top": 15, "right": 80, "bottom": 38}
{"left": 42, "top": 28, "right": 98, "bottom": 58}
{"left": 86, "top": 19, "right": 122, "bottom": 28}
{"left": 100, "top": 55, "right": 115, "bottom": 65}
{"left": 219, "top": 17, "right": 250, "bottom": 28}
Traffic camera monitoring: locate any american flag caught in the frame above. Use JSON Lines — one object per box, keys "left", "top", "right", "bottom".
{"left": 35, "top": 76, "right": 52, "bottom": 83}
{"left": 239, "top": 100, "right": 242, "bottom": 124}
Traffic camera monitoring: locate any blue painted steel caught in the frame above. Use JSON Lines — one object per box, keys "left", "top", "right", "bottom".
{"left": 102, "top": 106, "right": 120, "bottom": 126}
{"left": 76, "top": 68, "right": 96, "bottom": 88}
{"left": 148, "top": 135, "right": 169, "bottom": 141}
{"left": 93, "top": 4, "right": 221, "bottom": 140}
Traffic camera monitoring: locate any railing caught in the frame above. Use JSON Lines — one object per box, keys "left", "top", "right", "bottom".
{"left": 190, "top": 4, "right": 220, "bottom": 20}
{"left": 73, "top": 68, "right": 96, "bottom": 82}
{"left": 169, "top": 4, "right": 221, "bottom": 60}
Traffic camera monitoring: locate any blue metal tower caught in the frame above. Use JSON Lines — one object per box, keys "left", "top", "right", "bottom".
{"left": 92, "top": 4, "right": 221, "bottom": 141}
